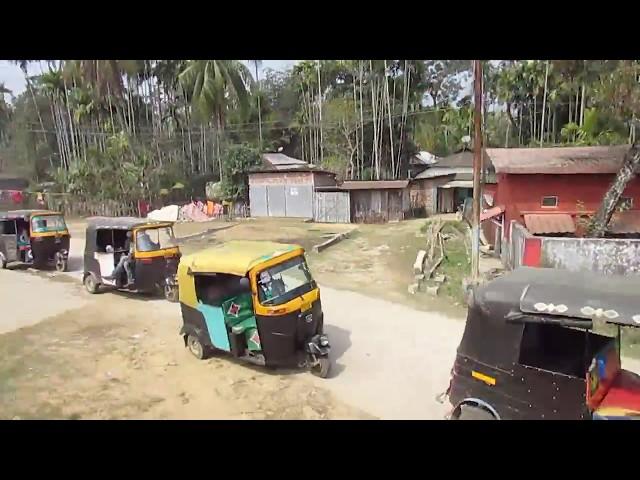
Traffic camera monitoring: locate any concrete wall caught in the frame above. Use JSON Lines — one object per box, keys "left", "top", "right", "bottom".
{"left": 504, "top": 221, "right": 532, "bottom": 268}
{"left": 540, "top": 237, "right": 640, "bottom": 275}
{"left": 506, "top": 220, "right": 640, "bottom": 275}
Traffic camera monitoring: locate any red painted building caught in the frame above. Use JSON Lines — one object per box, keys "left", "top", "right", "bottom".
{"left": 483, "top": 145, "right": 640, "bottom": 248}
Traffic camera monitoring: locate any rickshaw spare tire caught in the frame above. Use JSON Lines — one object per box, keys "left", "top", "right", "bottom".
{"left": 187, "top": 334, "right": 206, "bottom": 360}
{"left": 456, "top": 405, "right": 496, "bottom": 420}
{"left": 55, "top": 252, "right": 68, "bottom": 272}
{"left": 164, "top": 284, "right": 179, "bottom": 303}
{"left": 311, "top": 357, "right": 331, "bottom": 378}
{"left": 84, "top": 273, "right": 100, "bottom": 294}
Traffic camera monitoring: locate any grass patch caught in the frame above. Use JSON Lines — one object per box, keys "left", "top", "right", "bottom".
{"left": 423, "top": 219, "right": 470, "bottom": 305}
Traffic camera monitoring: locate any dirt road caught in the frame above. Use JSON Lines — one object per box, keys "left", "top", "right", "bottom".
{"left": 0, "top": 268, "right": 372, "bottom": 420}
{"left": 0, "top": 227, "right": 464, "bottom": 419}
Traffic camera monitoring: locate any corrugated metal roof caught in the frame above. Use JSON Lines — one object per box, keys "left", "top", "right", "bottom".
{"left": 524, "top": 214, "right": 576, "bottom": 234}
{"left": 487, "top": 145, "right": 630, "bottom": 174}
{"left": 435, "top": 151, "right": 474, "bottom": 168}
{"left": 339, "top": 180, "right": 410, "bottom": 190}
{"left": 609, "top": 211, "right": 640, "bottom": 234}
{"left": 249, "top": 166, "right": 335, "bottom": 175}
{"left": 440, "top": 180, "right": 473, "bottom": 189}
{"left": 262, "top": 153, "right": 307, "bottom": 166}
{"left": 428, "top": 150, "right": 496, "bottom": 168}
{"left": 414, "top": 167, "right": 469, "bottom": 179}
{"left": 411, "top": 151, "right": 439, "bottom": 165}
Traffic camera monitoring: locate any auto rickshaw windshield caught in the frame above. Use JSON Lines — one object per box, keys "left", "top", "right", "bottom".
{"left": 257, "top": 255, "right": 315, "bottom": 306}
{"left": 135, "top": 226, "right": 176, "bottom": 252}
{"left": 31, "top": 214, "right": 67, "bottom": 233}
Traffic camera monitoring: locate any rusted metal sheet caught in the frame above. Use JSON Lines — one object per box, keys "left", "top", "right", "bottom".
{"left": 524, "top": 214, "right": 576, "bottom": 234}
{"left": 609, "top": 211, "right": 640, "bottom": 234}
{"left": 249, "top": 172, "right": 314, "bottom": 185}
{"left": 339, "top": 180, "right": 409, "bottom": 190}
{"left": 487, "top": 145, "right": 629, "bottom": 174}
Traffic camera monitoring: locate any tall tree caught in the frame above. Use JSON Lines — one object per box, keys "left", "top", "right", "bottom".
{"left": 589, "top": 143, "right": 640, "bottom": 237}
{"left": 250, "top": 60, "right": 263, "bottom": 147}
{"left": 179, "top": 60, "right": 253, "bottom": 178}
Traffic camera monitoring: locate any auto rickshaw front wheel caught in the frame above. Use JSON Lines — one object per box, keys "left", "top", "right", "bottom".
{"left": 54, "top": 252, "right": 68, "bottom": 272}
{"left": 83, "top": 273, "right": 100, "bottom": 294}
{"left": 310, "top": 357, "right": 331, "bottom": 378}
{"left": 187, "top": 334, "right": 206, "bottom": 360}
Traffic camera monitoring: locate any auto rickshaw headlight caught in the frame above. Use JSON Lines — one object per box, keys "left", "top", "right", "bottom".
{"left": 319, "top": 335, "right": 329, "bottom": 347}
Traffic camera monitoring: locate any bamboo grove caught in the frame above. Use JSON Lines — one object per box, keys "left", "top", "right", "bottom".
{"left": 1, "top": 60, "right": 639, "bottom": 204}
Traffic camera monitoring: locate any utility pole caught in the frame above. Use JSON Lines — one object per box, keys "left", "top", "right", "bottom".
{"left": 471, "top": 60, "right": 484, "bottom": 282}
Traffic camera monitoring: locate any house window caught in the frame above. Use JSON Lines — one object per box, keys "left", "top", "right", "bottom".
{"left": 541, "top": 196, "right": 558, "bottom": 208}
{"left": 617, "top": 197, "right": 633, "bottom": 211}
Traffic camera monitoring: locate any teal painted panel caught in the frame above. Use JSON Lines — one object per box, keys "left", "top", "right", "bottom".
{"left": 197, "top": 303, "right": 230, "bottom": 351}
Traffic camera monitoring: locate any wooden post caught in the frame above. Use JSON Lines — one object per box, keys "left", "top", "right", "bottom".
{"left": 471, "top": 60, "right": 484, "bottom": 282}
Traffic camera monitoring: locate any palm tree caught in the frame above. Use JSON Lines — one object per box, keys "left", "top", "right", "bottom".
{"left": 63, "top": 60, "right": 140, "bottom": 134}
{"left": 178, "top": 60, "right": 253, "bottom": 178}
{"left": 250, "top": 60, "right": 263, "bottom": 147}
{"left": 0, "top": 83, "right": 12, "bottom": 148}
{"left": 12, "top": 60, "right": 48, "bottom": 144}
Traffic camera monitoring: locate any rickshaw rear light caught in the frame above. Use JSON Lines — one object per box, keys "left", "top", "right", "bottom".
{"left": 139, "top": 258, "right": 153, "bottom": 264}
{"left": 34, "top": 237, "right": 43, "bottom": 242}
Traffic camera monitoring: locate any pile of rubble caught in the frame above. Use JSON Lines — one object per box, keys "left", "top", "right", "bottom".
{"left": 409, "top": 219, "right": 447, "bottom": 296}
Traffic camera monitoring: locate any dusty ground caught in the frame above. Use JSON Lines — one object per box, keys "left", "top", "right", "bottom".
{"left": 6, "top": 216, "right": 635, "bottom": 420}
{"left": 0, "top": 217, "right": 468, "bottom": 419}
{"left": 0, "top": 269, "right": 372, "bottom": 420}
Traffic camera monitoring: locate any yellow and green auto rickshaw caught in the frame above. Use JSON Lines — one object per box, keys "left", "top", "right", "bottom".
{"left": 82, "top": 217, "right": 181, "bottom": 301}
{"left": 177, "top": 240, "right": 331, "bottom": 377}
{"left": 0, "top": 209, "right": 70, "bottom": 271}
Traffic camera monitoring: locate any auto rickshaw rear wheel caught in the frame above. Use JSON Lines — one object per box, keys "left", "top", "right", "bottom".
{"left": 310, "top": 357, "right": 331, "bottom": 378}
{"left": 54, "top": 252, "right": 68, "bottom": 272}
{"left": 187, "top": 334, "right": 206, "bottom": 360}
{"left": 83, "top": 273, "right": 100, "bottom": 294}
{"left": 455, "top": 405, "right": 496, "bottom": 420}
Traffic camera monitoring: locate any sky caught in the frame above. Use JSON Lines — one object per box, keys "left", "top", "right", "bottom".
{"left": 0, "top": 59, "right": 299, "bottom": 99}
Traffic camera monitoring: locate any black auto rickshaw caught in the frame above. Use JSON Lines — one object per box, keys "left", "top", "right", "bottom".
{"left": 444, "top": 267, "right": 640, "bottom": 420}
{"left": 177, "top": 240, "right": 331, "bottom": 377}
{"left": 82, "top": 217, "right": 180, "bottom": 301}
{"left": 0, "top": 209, "right": 70, "bottom": 271}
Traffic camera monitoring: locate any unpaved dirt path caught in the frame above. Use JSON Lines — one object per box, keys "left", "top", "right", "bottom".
{"left": 58, "top": 230, "right": 464, "bottom": 418}
{"left": 0, "top": 268, "right": 371, "bottom": 420}
{"left": 0, "top": 268, "right": 88, "bottom": 335}
{"left": 314, "top": 286, "right": 462, "bottom": 419}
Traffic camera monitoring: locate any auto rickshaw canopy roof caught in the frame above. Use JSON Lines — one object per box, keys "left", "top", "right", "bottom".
{"left": 0, "top": 209, "right": 62, "bottom": 220}
{"left": 477, "top": 267, "right": 640, "bottom": 328}
{"left": 86, "top": 216, "right": 173, "bottom": 230}
{"left": 180, "top": 240, "right": 304, "bottom": 276}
